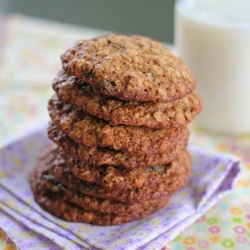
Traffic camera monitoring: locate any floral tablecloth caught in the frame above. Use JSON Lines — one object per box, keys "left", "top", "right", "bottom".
{"left": 0, "top": 15, "right": 249, "bottom": 250}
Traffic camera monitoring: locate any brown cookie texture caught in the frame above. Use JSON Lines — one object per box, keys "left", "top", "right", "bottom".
{"left": 48, "top": 94, "right": 181, "bottom": 155}
{"left": 53, "top": 70, "right": 202, "bottom": 129}
{"left": 64, "top": 148, "right": 187, "bottom": 190}
{"left": 29, "top": 147, "right": 169, "bottom": 215}
{"left": 31, "top": 192, "right": 169, "bottom": 226}
{"left": 51, "top": 150, "right": 191, "bottom": 204}
{"left": 29, "top": 144, "right": 170, "bottom": 225}
{"left": 48, "top": 123, "right": 189, "bottom": 169}
{"left": 61, "top": 34, "right": 196, "bottom": 103}
{"left": 33, "top": 179, "right": 169, "bottom": 215}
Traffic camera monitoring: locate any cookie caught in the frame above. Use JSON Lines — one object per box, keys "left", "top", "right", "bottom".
{"left": 48, "top": 94, "right": 181, "bottom": 155}
{"left": 64, "top": 148, "right": 186, "bottom": 190}
{"left": 30, "top": 157, "right": 169, "bottom": 215}
{"left": 29, "top": 145, "right": 170, "bottom": 225}
{"left": 51, "top": 149, "right": 191, "bottom": 204}
{"left": 48, "top": 123, "right": 189, "bottom": 169}
{"left": 61, "top": 34, "right": 196, "bottom": 102}
{"left": 31, "top": 191, "right": 169, "bottom": 225}
{"left": 53, "top": 70, "right": 202, "bottom": 128}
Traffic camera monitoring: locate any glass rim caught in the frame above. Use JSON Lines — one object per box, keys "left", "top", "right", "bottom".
{"left": 175, "top": 0, "right": 250, "bottom": 27}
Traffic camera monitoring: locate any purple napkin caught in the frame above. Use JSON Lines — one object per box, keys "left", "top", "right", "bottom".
{"left": 0, "top": 129, "right": 240, "bottom": 250}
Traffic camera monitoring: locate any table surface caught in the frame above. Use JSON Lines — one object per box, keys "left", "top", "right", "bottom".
{"left": 0, "top": 15, "right": 250, "bottom": 250}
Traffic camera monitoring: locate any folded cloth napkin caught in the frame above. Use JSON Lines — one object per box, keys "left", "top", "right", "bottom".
{"left": 0, "top": 129, "right": 240, "bottom": 250}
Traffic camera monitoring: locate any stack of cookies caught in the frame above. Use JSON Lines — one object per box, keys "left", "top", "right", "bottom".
{"left": 29, "top": 34, "right": 202, "bottom": 226}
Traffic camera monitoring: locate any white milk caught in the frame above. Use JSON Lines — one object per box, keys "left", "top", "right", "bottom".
{"left": 175, "top": 0, "right": 250, "bottom": 134}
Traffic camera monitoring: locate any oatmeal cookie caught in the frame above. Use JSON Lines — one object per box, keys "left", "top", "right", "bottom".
{"left": 48, "top": 123, "right": 189, "bottom": 169}
{"left": 29, "top": 145, "right": 169, "bottom": 225}
{"left": 61, "top": 34, "right": 196, "bottom": 102}
{"left": 48, "top": 94, "right": 180, "bottom": 155}
{"left": 31, "top": 191, "right": 169, "bottom": 225}
{"left": 51, "top": 149, "right": 191, "bottom": 204}
{"left": 65, "top": 148, "right": 187, "bottom": 190}
{"left": 30, "top": 158, "right": 169, "bottom": 215}
{"left": 53, "top": 70, "right": 202, "bottom": 128}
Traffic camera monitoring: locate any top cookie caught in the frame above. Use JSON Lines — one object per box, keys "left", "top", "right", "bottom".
{"left": 61, "top": 34, "right": 196, "bottom": 102}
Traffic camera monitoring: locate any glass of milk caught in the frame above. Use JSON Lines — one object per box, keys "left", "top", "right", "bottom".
{"left": 175, "top": 0, "right": 250, "bottom": 134}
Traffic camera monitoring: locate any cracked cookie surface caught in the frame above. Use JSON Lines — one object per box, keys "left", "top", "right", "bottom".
{"left": 61, "top": 34, "right": 196, "bottom": 102}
